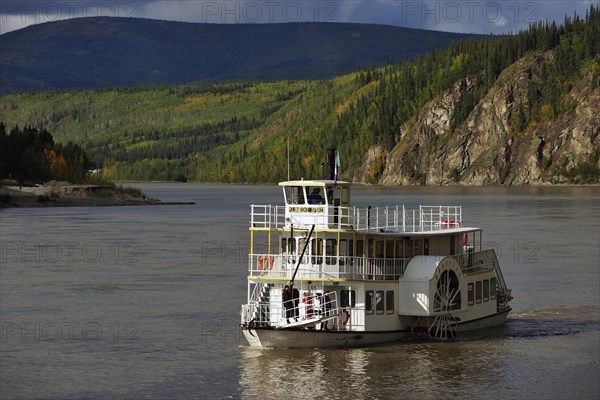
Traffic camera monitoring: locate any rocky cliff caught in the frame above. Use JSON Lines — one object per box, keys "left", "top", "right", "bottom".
{"left": 355, "top": 51, "right": 599, "bottom": 185}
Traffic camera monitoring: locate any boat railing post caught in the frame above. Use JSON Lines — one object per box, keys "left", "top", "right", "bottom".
{"left": 414, "top": 209, "right": 417, "bottom": 232}
{"left": 385, "top": 206, "right": 389, "bottom": 230}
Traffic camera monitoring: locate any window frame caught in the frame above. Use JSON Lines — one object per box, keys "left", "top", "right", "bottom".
{"left": 366, "top": 290, "right": 374, "bottom": 315}
{"left": 475, "top": 281, "right": 482, "bottom": 304}
{"left": 483, "top": 279, "right": 489, "bottom": 302}
{"left": 340, "top": 289, "right": 356, "bottom": 308}
{"left": 386, "top": 290, "right": 394, "bottom": 314}
{"left": 376, "top": 290, "right": 384, "bottom": 315}
{"left": 468, "top": 282, "right": 474, "bottom": 306}
{"left": 284, "top": 186, "right": 306, "bottom": 205}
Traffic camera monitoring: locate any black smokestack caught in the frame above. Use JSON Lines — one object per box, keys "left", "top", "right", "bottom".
{"left": 326, "top": 148, "right": 336, "bottom": 181}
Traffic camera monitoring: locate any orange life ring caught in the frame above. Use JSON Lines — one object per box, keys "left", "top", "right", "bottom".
{"left": 338, "top": 308, "right": 350, "bottom": 325}
{"left": 258, "top": 256, "right": 273, "bottom": 270}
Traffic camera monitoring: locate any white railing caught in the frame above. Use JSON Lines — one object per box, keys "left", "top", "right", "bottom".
{"left": 242, "top": 290, "right": 366, "bottom": 330}
{"left": 451, "top": 249, "right": 509, "bottom": 291}
{"left": 249, "top": 250, "right": 505, "bottom": 282}
{"left": 250, "top": 204, "right": 462, "bottom": 232}
{"left": 248, "top": 254, "right": 409, "bottom": 280}
{"left": 250, "top": 205, "right": 286, "bottom": 228}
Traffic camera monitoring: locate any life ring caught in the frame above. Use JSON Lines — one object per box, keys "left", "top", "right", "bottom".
{"left": 258, "top": 256, "right": 273, "bottom": 270}
{"left": 338, "top": 308, "right": 350, "bottom": 325}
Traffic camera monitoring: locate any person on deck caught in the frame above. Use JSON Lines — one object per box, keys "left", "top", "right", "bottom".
{"left": 282, "top": 285, "right": 294, "bottom": 323}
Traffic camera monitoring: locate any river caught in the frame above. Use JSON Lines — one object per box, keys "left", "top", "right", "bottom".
{"left": 1, "top": 184, "right": 598, "bottom": 399}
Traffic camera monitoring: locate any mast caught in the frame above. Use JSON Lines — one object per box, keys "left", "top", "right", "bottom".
{"left": 289, "top": 224, "right": 315, "bottom": 291}
{"left": 326, "top": 148, "right": 336, "bottom": 181}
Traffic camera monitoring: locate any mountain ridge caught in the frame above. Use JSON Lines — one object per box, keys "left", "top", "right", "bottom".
{"left": 0, "top": 17, "right": 477, "bottom": 94}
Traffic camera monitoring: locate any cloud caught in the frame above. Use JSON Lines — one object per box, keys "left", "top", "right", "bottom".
{"left": 0, "top": 0, "right": 143, "bottom": 34}
{"left": 0, "top": 0, "right": 594, "bottom": 35}
{"left": 137, "top": 0, "right": 347, "bottom": 24}
{"left": 346, "top": 0, "right": 594, "bottom": 34}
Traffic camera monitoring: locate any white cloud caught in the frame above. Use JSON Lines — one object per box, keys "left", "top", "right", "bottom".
{"left": 0, "top": 1, "right": 143, "bottom": 34}
{"left": 0, "top": 0, "right": 594, "bottom": 34}
{"left": 138, "top": 0, "right": 349, "bottom": 24}
{"left": 1, "top": 14, "right": 32, "bottom": 35}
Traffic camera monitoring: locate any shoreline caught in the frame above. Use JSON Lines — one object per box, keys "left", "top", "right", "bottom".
{"left": 0, "top": 183, "right": 194, "bottom": 209}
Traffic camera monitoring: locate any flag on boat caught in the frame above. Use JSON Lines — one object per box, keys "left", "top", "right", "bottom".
{"left": 334, "top": 150, "right": 341, "bottom": 185}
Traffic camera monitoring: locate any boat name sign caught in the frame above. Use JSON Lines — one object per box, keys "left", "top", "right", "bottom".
{"left": 289, "top": 206, "right": 325, "bottom": 213}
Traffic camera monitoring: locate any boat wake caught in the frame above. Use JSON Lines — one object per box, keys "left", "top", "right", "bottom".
{"left": 458, "top": 306, "right": 599, "bottom": 341}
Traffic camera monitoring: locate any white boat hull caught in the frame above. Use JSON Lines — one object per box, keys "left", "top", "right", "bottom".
{"left": 456, "top": 309, "right": 511, "bottom": 332}
{"left": 242, "top": 310, "right": 510, "bottom": 348}
{"left": 242, "top": 327, "right": 411, "bottom": 348}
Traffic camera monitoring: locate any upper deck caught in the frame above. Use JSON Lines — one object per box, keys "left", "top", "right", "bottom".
{"left": 251, "top": 180, "right": 466, "bottom": 234}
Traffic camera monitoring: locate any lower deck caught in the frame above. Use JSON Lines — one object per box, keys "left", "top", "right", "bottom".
{"left": 242, "top": 309, "right": 512, "bottom": 348}
{"left": 241, "top": 251, "right": 512, "bottom": 345}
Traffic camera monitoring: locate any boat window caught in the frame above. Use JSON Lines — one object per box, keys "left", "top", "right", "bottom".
{"left": 284, "top": 186, "right": 306, "bottom": 205}
{"left": 490, "top": 277, "right": 497, "bottom": 300}
{"left": 404, "top": 238, "right": 413, "bottom": 258}
{"left": 340, "top": 290, "right": 356, "bottom": 307}
{"left": 396, "top": 239, "right": 404, "bottom": 258}
{"left": 386, "top": 290, "right": 394, "bottom": 314}
{"left": 311, "top": 238, "right": 323, "bottom": 265}
{"left": 414, "top": 239, "right": 423, "bottom": 256}
{"left": 423, "top": 238, "right": 430, "bottom": 256}
{"left": 356, "top": 240, "right": 364, "bottom": 257}
{"left": 325, "top": 239, "right": 337, "bottom": 265}
{"left": 325, "top": 186, "right": 339, "bottom": 205}
{"left": 376, "top": 291, "right": 384, "bottom": 315}
{"left": 283, "top": 238, "right": 296, "bottom": 263}
{"left": 341, "top": 187, "right": 350, "bottom": 205}
{"left": 340, "top": 240, "right": 347, "bottom": 265}
{"left": 468, "top": 282, "right": 474, "bottom": 306}
{"left": 386, "top": 240, "right": 394, "bottom": 258}
{"left": 307, "top": 186, "right": 325, "bottom": 205}
{"left": 483, "top": 279, "right": 489, "bottom": 302}
{"left": 367, "top": 239, "right": 374, "bottom": 258}
{"left": 475, "top": 281, "right": 482, "bottom": 304}
{"left": 366, "top": 290, "right": 374, "bottom": 315}
{"left": 340, "top": 239, "right": 352, "bottom": 266}
{"left": 376, "top": 240, "right": 384, "bottom": 258}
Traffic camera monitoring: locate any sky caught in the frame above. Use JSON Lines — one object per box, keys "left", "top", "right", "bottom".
{"left": 0, "top": 0, "right": 596, "bottom": 35}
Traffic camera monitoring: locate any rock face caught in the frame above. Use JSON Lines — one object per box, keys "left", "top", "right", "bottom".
{"left": 355, "top": 51, "right": 600, "bottom": 185}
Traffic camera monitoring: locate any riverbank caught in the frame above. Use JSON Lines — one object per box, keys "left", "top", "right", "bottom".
{"left": 0, "top": 181, "right": 194, "bottom": 208}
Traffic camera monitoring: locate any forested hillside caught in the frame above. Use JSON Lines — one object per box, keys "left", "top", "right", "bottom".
{"left": 344, "top": 7, "right": 600, "bottom": 184}
{"left": 0, "top": 124, "right": 89, "bottom": 183}
{"left": 1, "top": 7, "right": 598, "bottom": 184}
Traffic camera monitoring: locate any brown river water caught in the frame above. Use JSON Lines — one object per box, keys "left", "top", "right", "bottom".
{"left": 1, "top": 184, "right": 598, "bottom": 399}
